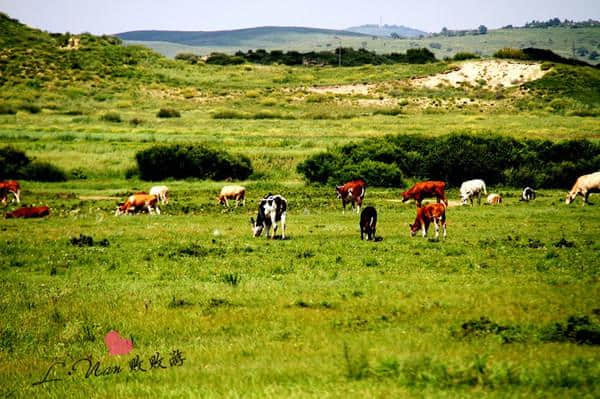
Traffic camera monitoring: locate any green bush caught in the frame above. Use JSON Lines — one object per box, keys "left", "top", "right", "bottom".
{"left": 453, "top": 52, "right": 480, "bottom": 61}
{"left": 20, "top": 161, "right": 67, "bottom": 182}
{"left": 297, "top": 134, "right": 600, "bottom": 188}
{"left": 174, "top": 52, "right": 201, "bottom": 64}
{"left": 493, "top": 48, "right": 528, "bottom": 60}
{"left": 157, "top": 108, "right": 181, "bottom": 118}
{"left": 100, "top": 112, "right": 122, "bottom": 123}
{"left": 0, "top": 146, "right": 30, "bottom": 179}
{"left": 206, "top": 53, "right": 245, "bottom": 65}
{"left": 135, "top": 144, "right": 253, "bottom": 181}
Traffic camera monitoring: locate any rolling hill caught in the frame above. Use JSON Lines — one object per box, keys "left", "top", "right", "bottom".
{"left": 116, "top": 26, "right": 369, "bottom": 46}
{"left": 346, "top": 24, "right": 427, "bottom": 38}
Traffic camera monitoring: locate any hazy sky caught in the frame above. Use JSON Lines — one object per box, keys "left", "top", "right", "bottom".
{"left": 1, "top": 0, "right": 599, "bottom": 34}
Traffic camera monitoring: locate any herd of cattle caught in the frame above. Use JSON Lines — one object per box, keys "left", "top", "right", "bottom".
{"left": 1, "top": 170, "right": 599, "bottom": 239}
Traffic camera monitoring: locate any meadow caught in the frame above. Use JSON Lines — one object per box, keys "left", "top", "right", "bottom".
{"left": 1, "top": 14, "right": 600, "bottom": 398}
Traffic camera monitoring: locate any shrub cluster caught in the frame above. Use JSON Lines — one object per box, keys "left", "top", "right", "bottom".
{"left": 494, "top": 47, "right": 595, "bottom": 67}
{"left": 157, "top": 108, "right": 181, "bottom": 118}
{"left": 135, "top": 144, "right": 253, "bottom": 181}
{"left": 452, "top": 52, "right": 480, "bottom": 61}
{"left": 297, "top": 134, "right": 600, "bottom": 188}
{"left": 0, "top": 146, "right": 67, "bottom": 181}
{"left": 174, "top": 52, "right": 201, "bottom": 64}
{"left": 211, "top": 47, "right": 437, "bottom": 66}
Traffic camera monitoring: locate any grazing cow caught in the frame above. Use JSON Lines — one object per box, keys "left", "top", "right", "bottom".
{"left": 521, "top": 187, "right": 536, "bottom": 201}
{"left": 5, "top": 206, "right": 49, "bottom": 219}
{"left": 359, "top": 206, "right": 377, "bottom": 241}
{"left": 565, "top": 171, "right": 600, "bottom": 205}
{"left": 0, "top": 180, "right": 21, "bottom": 204}
{"left": 115, "top": 194, "right": 160, "bottom": 216}
{"left": 250, "top": 194, "right": 287, "bottom": 239}
{"left": 217, "top": 185, "right": 246, "bottom": 207}
{"left": 149, "top": 185, "right": 169, "bottom": 205}
{"left": 487, "top": 193, "right": 502, "bottom": 205}
{"left": 402, "top": 180, "right": 448, "bottom": 207}
{"left": 336, "top": 179, "right": 366, "bottom": 214}
{"left": 460, "top": 179, "right": 487, "bottom": 206}
{"left": 409, "top": 203, "right": 447, "bottom": 238}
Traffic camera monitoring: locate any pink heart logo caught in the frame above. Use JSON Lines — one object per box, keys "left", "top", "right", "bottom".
{"left": 104, "top": 330, "right": 133, "bottom": 356}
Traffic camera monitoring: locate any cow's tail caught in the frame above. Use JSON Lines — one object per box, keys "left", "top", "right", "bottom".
{"left": 483, "top": 182, "right": 487, "bottom": 195}
{"left": 359, "top": 186, "right": 365, "bottom": 200}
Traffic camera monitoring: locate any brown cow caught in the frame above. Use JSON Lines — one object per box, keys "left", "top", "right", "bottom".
{"left": 115, "top": 194, "right": 160, "bottom": 216}
{"left": 5, "top": 206, "right": 49, "bottom": 219}
{"left": 0, "top": 180, "right": 21, "bottom": 204}
{"left": 402, "top": 181, "right": 447, "bottom": 207}
{"left": 409, "top": 203, "right": 447, "bottom": 238}
{"left": 336, "top": 179, "right": 366, "bottom": 214}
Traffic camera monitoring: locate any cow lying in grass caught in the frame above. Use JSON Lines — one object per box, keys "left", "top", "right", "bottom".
{"left": 565, "top": 171, "right": 600, "bottom": 206}
{"left": 487, "top": 193, "right": 502, "bottom": 205}
{"left": 115, "top": 194, "right": 160, "bottom": 215}
{"left": 250, "top": 194, "right": 287, "bottom": 239}
{"left": 218, "top": 185, "right": 246, "bottom": 207}
{"left": 409, "top": 203, "right": 447, "bottom": 238}
{"left": 402, "top": 180, "right": 448, "bottom": 207}
{"left": 5, "top": 206, "right": 49, "bottom": 219}
{"left": 359, "top": 206, "right": 377, "bottom": 241}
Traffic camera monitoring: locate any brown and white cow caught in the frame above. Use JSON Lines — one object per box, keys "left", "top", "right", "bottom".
{"left": 336, "top": 179, "right": 366, "bottom": 214}
{"left": 5, "top": 206, "right": 49, "bottom": 219}
{"left": 402, "top": 180, "right": 448, "bottom": 207}
{"left": 217, "top": 185, "right": 246, "bottom": 207}
{"left": 0, "top": 180, "right": 21, "bottom": 204}
{"left": 409, "top": 203, "right": 447, "bottom": 238}
{"left": 487, "top": 193, "right": 502, "bottom": 205}
{"left": 565, "top": 171, "right": 600, "bottom": 205}
{"left": 115, "top": 194, "right": 160, "bottom": 216}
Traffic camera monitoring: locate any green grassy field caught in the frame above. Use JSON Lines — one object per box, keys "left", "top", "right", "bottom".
{"left": 1, "top": 14, "right": 600, "bottom": 398}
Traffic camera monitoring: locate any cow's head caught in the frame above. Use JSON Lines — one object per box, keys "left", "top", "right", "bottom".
{"left": 335, "top": 186, "right": 345, "bottom": 199}
{"left": 401, "top": 191, "right": 410, "bottom": 202}
{"left": 460, "top": 192, "right": 471, "bottom": 205}
{"left": 5, "top": 211, "right": 14, "bottom": 219}
{"left": 408, "top": 223, "right": 419, "bottom": 237}
{"left": 565, "top": 191, "right": 577, "bottom": 204}
{"left": 250, "top": 217, "right": 263, "bottom": 237}
{"left": 115, "top": 203, "right": 127, "bottom": 216}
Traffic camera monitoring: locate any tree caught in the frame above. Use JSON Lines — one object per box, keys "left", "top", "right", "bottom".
{"left": 390, "top": 32, "right": 400, "bottom": 39}
{"left": 478, "top": 25, "right": 488, "bottom": 34}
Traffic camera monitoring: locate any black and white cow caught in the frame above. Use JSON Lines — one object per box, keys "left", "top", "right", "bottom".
{"left": 250, "top": 194, "right": 287, "bottom": 239}
{"left": 360, "top": 206, "right": 377, "bottom": 241}
{"left": 521, "top": 187, "right": 536, "bottom": 201}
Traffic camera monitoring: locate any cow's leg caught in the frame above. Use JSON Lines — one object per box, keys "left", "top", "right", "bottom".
{"left": 583, "top": 190, "right": 590, "bottom": 206}
{"left": 477, "top": 192, "right": 482, "bottom": 205}
{"left": 280, "top": 213, "right": 286, "bottom": 239}
{"left": 225, "top": 198, "right": 230, "bottom": 207}
{"left": 433, "top": 219, "right": 439, "bottom": 238}
{"left": 442, "top": 219, "right": 447, "bottom": 238}
{"left": 155, "top": 205, "right": 161, "bottom": 215}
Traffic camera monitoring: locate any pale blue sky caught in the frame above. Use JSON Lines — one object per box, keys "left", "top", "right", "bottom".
{"left": 1, "top": 0, "right": 598, "bottom": 34}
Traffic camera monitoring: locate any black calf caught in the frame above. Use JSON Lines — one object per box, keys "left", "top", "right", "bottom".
{"left": 360, "top": 206, "right": 377, "bottom": 241}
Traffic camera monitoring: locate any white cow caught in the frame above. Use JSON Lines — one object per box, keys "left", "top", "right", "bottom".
{"left": 149, "top": 185, "right": 169, "bottom": 205}
{"left": 565, "top": 171, "right": 600, "bottom": 206}
{"left": 218, "top": 185, "right": 246, "bottom": 207}
{"left": 460, "top": 179, "right": 487, "bottom": 206}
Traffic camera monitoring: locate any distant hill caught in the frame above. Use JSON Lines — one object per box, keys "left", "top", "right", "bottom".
{"left": 116, "top": 26, "right": 369, "bottom": 47}
{"left": 347, "top": 24, "right": 427, "bottom": 38}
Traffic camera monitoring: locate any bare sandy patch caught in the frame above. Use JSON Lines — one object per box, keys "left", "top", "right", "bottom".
{"left": 306, "top": 83, "right": 374, "bottom": 95}
{"left": 413, "top": 60, "right": 549, "bottom": 89}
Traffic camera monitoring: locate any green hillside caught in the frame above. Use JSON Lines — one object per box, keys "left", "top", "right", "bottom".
{"left": 126, "top": 25, "right": 600, "bottom": 66}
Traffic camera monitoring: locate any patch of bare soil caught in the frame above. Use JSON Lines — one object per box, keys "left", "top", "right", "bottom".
{"left": 412, "top": 60, "right": 548, "bottom": 89}
{"left": 306, "top": 83, "right": 374, "bottom": 95}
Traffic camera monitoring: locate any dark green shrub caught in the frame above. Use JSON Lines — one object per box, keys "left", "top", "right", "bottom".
{"left": 406, "top": 48, "right": 436, "bottom": 64}
{"left": 100, "top": 112, "right": 122, "bottom": 123}
{"left": 19, "top": 103, "right": 41, "bottom": 114}
{"left": 0, "top": 103, "right": 17, "bottom": 115}
{"left": 129, "top": 117, "right": 143, "bottom": 126}
{"left": 174, "top": 52, "right": 201, "bottom": 64}
{"left": 297, "top": 134, "right": 600, "bottom": 188}
{"left": 453, "top": 52, "right": 479, "bottom": 61}
{"left": 494, "top": 48, "right": 528, "bottom": 60}
{"left": 0, "top": 146, "right": 30, "bottom": 179}
{"left": 206, "top": 53, "right": 245, "bottom": 65}
{"left": 157, "top": 108, "right": 180, "bottom": 118}
{"left": 20, "top": 161, "right": 67, "bottom": 182}
{"left": 135, "top": 144, "right": 253, "bottom": 181}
